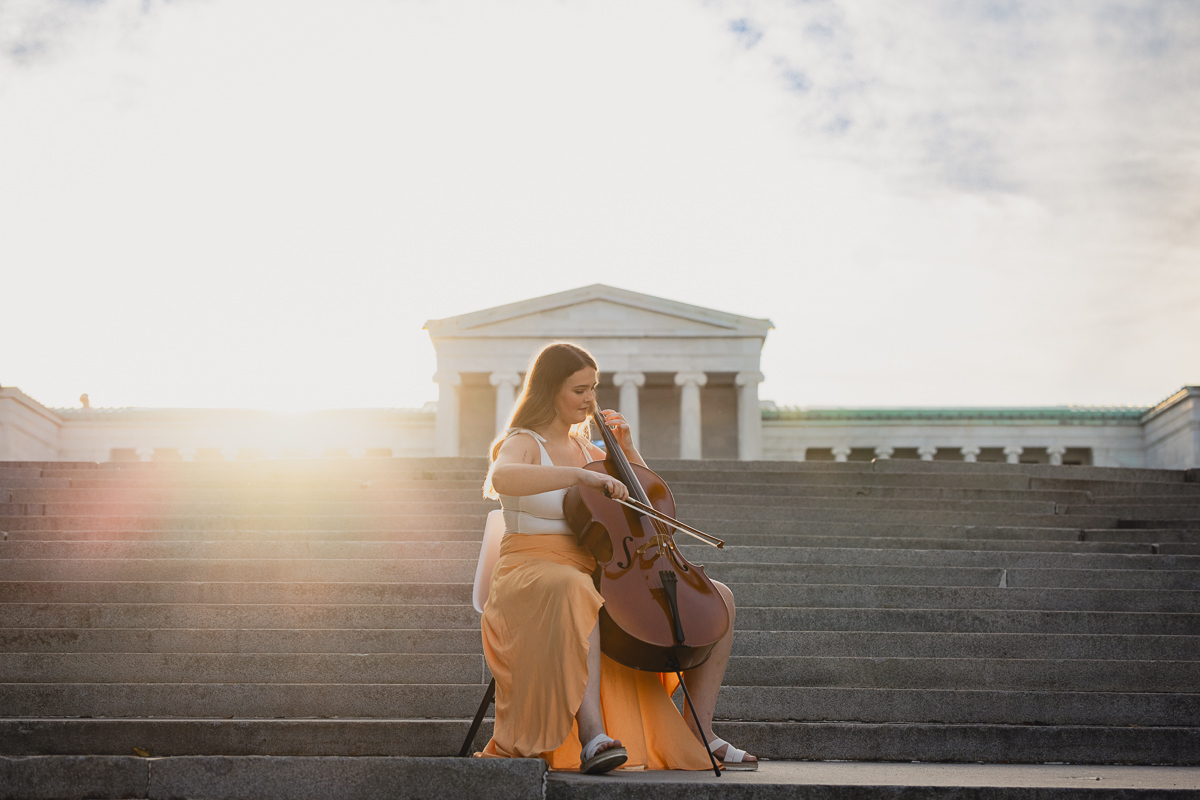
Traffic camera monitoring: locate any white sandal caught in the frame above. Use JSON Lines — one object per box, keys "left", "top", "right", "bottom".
{"left": 580, "top": 732, "right": 628, "bottom": 775}
{"left": 708, "top": 737, "right": 758, "bottom": 771}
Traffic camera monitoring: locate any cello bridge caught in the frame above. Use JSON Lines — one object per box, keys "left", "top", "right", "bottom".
{"left": 635, "top": 533, "right": 676, "bottom": 559}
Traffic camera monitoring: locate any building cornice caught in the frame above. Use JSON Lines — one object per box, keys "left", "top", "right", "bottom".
{"left": 1140, "top": 386, "right": 1200, "bottom": 424}
{"left": 0, "top": 387, "right": 63, "bottom": 424}
{"left": 764, "top": 406, "right": 1148, "bottom": 426}
{"left": 424, "top": 284, "right": 773, "bottom": 339}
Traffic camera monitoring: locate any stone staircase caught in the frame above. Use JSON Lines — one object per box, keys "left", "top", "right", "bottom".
{"left": 1, "top": 458, "right": 1198, "bottom": 786}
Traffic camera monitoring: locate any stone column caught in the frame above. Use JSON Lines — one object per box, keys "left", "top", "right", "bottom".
{"left": 613, "top": 372, "right": 645, "bottom": 449}
{"left": 735, "top": 371, "right": 765, "bottom": 461}
{"left": 832, "top": 446, "right": 851, "bottom": 463}
{"left": 674, "top": 372, "right": 707, "bottom": 460}
{"left": 136, "top": 446, "right": 154, "bottom": 463}
{"left": 960, "top": 446, "right": 981, "bottom": 463}
{"left": 1004, "top": 445, "right": 1024, "bottom": 464}
{"left": 1047, "top": 445, "right": 1067, "bottom": 466}
{"left": 433, "top": 371, "right": 462, "bottom": 457}
{"left": 918, "top": 445, "right": 938, "bottom": 462}
{"left": 874, "top": 446, "right": 894, "bottom": 461}
{"left": 489, "top": 372, "right": 522, "bottom": 437}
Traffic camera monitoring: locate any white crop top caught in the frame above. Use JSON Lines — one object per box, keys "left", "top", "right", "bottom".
{"left": 497, "top": 429, "right": 591, "bottom": 536}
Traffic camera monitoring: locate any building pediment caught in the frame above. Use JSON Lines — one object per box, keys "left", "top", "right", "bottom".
{"left": 425, "top": 284, "right": 772, "bottom": 339}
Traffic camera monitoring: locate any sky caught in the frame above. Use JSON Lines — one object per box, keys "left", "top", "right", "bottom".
{"left": 2, "top": 0, "right": 1198, "bottom": 413}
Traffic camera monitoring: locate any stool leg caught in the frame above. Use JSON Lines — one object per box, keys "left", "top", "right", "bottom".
{"left": 458, "top": 677, "right": 496, "bottom": 757}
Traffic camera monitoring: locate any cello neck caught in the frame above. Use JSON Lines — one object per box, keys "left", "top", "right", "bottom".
{"left": 591, "top": 409, "right": 652, "bottom": 506}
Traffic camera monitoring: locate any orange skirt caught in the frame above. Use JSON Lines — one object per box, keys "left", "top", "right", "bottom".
{"left": 478, "top": 533, "right": 713, "bottom": 771}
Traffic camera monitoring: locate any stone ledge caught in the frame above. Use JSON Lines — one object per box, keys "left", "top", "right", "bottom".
{"left": 548, "top": 761, "right": 1200, "bottom": 800}
{"left": 0, "top": 756, "right": 546, "bottom": 800}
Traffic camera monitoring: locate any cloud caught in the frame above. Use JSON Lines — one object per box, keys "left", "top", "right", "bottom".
{"left": 0, "top": 0, "right": 1196, "bottom": 409}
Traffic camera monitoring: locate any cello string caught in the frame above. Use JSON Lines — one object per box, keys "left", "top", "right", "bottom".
{"left": 593, "top": 408, "right": 673, "bottom": 582}
{"left": 606, "top": 497, "right": 724, "bottom": 549}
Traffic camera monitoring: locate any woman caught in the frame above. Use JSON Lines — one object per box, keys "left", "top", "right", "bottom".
{"left": 479, "top": 342, "right": 757, "bottom": 774}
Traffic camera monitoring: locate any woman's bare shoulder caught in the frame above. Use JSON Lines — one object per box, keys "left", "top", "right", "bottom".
{"left": 496, "top": 431, "right": 542, "bottom": 465}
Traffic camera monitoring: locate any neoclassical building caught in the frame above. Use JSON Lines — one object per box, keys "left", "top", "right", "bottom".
{"left": 1, "top": 285, "right": 1197, "bottom": 469}
{"left": 424, "top": 284, "right": 771, "bottom": 461}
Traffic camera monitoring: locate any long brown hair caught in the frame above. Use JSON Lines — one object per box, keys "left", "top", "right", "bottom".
{"left": 483, "top": 342, "right": 598, "bottom": 497}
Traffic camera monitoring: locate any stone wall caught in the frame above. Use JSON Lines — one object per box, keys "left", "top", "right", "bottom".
{"left": 0, "top": 388, "right": 60, "bottom": 461}
{"left": 1143, "top": 387, "right": 1200, "bottom": 470}
{"left": 761, "top": 408, "right": 1148, "bottom": 468}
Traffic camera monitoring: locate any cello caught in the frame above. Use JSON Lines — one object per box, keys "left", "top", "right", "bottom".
{"left": 563, "top": 408, "right": 729, "bottom": 775}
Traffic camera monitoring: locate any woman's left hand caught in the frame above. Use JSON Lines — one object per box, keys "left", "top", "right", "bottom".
{"left": 599, "top": 409, "right": 635, "bottom": 452}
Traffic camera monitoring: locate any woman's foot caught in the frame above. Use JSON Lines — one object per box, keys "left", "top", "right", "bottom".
{"left": 580, "top": 732, "right": 627, "bottom": 774}
{"left": 708, "top": 737, "right": 758, "bottom": 771}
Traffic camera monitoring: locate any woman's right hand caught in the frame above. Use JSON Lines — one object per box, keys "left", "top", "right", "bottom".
{"left": 577, "top": 468, "right": 629, "bottom": 501}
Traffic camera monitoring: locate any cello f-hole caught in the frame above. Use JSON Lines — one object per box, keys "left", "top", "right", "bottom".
{"left": 616, "top": 536, "right": 635, "bottom": 570}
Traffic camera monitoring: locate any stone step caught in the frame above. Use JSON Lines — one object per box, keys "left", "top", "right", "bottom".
{"left": 7, "top": 579, "right": 1193, "bottom": 613}
{"left": 0, "top": 581, "right": 473, "bottom": 606}
{"left": 1030, "top": 477, "right": 1200, "bottom": 496}
{"left": 3, "top": 602, "right": 1193, "bottom": 636}
{"left": 2, "top": 718, "right": 1197, "bottom": 767}
{"left": 0, "top": 683, "right": 490, "bottom": 719}
{"left": 656, "top": 458, "right": 1188, "bottom": 481}
{"left": 1080, "top": 528, "right": 1200, "bottom": 543}
{"left": 658, "top": 469, "right": 1180, "bottom": 492}
{"left": 5, "top": 484, "right": 500, "bottom": 501}
{"left": 35, "top": 459, "right": 487, "bottom": 477}
{"left": 1092, "top": 493, "right": 1200, "bottom": 504}
{"left": 0, "top": 557, "right": 476, "bottom": 583}
{"left": 682, "top": 484, "right": 1101, "bottom": 502}
{"left": 0, "top": 755, "right": 547, "bottom": 800}
{"left": 1116, "top": 519, "right": 1199, "bottom": 530}
{"left": 10, "top": 522, "right": 1194, "bottom": 547}
{"left": 8, "top": 540, "right": 1198, "bottom": 572}
{"left": 9, "top": 676, "right": 1185, "bottom": 729}
{"left": 6, "top": 529, "right": 1177, "bottom": 555}
{"left": 6, "top": 757, "right": 1200, "bottom": 800}
{"left": 720, "top": 720, "right": 1200, "bottom": 767}
{"left": 5, "top": 484, "right": 1105, "bottom": 505}
{"left": 720, "top": 656, "right": 1198, "bottom": 692}
{"left": 0, "top": 580, "right": 472, "bottom": 606}
{"left": 50, "top": 475, "right": 485, "bottom": 490}
{"left": 715, "top": 686, "right": 1199, "bottom": 726}
{"left": 0, "top": 501, "right": 501, "bottom": 517}
{"left": 732, "top": 583, "right": 1200, "bottom": 613}
{"left": 709, "top": 535, "right": 1166, "bottom": 555}
{"left": 0, "top": 515, "right": 494, "bottom": 531}
{"left": 16, "top": 456, "right": 1186, "bottom": 484}
{"left": 8, "top": 468, "right": 1188, "bottom": 495}
{"left": 0, "top": 528, "right": 479, "bottom": 542}
{"left": 686, "top": 508, "right": 1124, "bottom": 528}
{"left": 732, "top": 631, "right": 1200, "bottom": 660}
{"left": 9, "top": 526, "right": 1192, "bottom": 553}
{"left": 4, "top": 653, "right": 1193, "bottom": 693}
{"left": 683, "top": 545, "right": 1200, "bottom": 571}
{"left": 6, "top": 628, "right": 1193, "bottom": 662}
{"left": 0, "top": 540, "right": 483, "bottom": 560}
{"left": 9, "top": 557, "right": 1197, "bottom": 588}
{"left": 0, "top": 627, "right": 483, "bottom": 654}
{"left": 546, "top": 761, "right": 1200, "bottom": 800}
{"left": 739, "top": 607, "right": 1199, "bottom": 636}
{"left": 0, "top": 509, "right": 1127, "bottom": 532}
{"left": 1, "top": 603, "right": 480, "bottom": 630}
{"left": 0, "top": 652, "right": 486, "bottom": 685}
{"left": 690, "top": 497, "right": 1069, "bottom": 514}
{"left": 1064, "top": 503, "right": 1200, "bottom": 519}
{"left": 0, "top": 495, "right": 1102, "bottom": 517}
